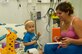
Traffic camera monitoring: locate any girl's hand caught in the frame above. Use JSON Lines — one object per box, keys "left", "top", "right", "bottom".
{"left": 37, "top": 32, "right": 41, "bottom": 37}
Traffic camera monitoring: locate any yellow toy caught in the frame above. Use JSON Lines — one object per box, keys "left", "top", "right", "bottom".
{"left": 1, "top": 28, "right": 17, "bottom": 54}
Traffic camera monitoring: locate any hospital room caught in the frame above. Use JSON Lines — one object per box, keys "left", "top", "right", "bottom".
{"left": 0, "top": 0, "right": 82, "bottom": 54}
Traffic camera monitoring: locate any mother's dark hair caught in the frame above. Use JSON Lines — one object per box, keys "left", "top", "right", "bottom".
{"left": 56, "top": 2, "right": 74, "bottom": 15}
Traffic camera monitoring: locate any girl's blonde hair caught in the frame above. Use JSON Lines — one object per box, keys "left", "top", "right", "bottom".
{"left": 24, "top": 20, "right": 34, "bottom": 30}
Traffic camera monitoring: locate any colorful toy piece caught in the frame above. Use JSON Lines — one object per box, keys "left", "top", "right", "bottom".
{"left": 1, "top": 27, "right": 17, "bottom": 54}
{"left": 0, "top": 34, "right": 6, "bottom": 41}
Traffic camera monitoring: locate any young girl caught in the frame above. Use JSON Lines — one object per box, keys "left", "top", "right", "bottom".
{"left": 23, "top": 20, "right": 43, "bottom": 54}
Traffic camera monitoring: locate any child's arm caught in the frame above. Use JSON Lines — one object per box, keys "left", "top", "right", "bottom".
{"left": 32, "top": 32, "right": 41, "bottom": 41}
{"left": 23, "top": 40, "right": 37, "bottom": 46}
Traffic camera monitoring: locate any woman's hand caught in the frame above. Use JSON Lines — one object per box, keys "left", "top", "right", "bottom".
{"left": 54, "top": 36, "right": 63, "bottom": 42}
{"left": 61, "top": 37, "right": 72, "bottom": 48}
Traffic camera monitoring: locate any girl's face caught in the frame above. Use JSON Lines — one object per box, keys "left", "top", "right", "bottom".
{"left": 56, "top": 10, "right": 69, "bottom": 21}
{"left": 26, "top": 22, "right": 35, "bottom": 33}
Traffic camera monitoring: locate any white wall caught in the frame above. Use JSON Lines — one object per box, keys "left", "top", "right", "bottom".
{"left": 68, "top": 0, "right": 82, "bottom": 19}
{"left": 0, "top": 0, "right": 29, "bottom": 24}
{"left": 78, "top": 0, "right": 82, "bottom": 19}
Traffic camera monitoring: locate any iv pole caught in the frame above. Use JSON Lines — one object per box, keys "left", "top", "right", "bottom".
{"left": 30, "top": 0, "right": 42, "bottom": 49}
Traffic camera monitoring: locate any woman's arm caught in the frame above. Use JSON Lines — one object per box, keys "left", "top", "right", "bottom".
{"left": 71, "top": 17, "right": 82, "bottom": 45}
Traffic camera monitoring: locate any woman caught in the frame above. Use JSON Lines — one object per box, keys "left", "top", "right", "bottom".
{"left": 44, "top": 1, "right": 82, "bottom": 54}
{"left": 54, "top": 1, "right": 82, "bottom": 54}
